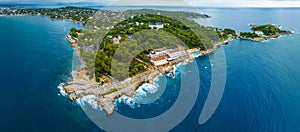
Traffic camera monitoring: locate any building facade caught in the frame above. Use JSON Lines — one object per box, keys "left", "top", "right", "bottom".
{"left": 150, "top": 56, "right": 169, "bottom": 66}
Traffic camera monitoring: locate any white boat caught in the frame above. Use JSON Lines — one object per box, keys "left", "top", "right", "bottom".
{"left": 166, "top": 66, "right": 177, "bottom": 78}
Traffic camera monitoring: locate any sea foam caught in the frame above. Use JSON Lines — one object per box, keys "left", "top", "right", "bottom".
{"left": 57, "top": 83, "right": 68, "bottom": 97}
{"left": 113, "top": 64, "right": 189, "bottom": 109}
{"left": 76, "top": 95, "right": 102, "bottom": 110}
{"left": 115, "top": 82, "right": 160, "bottom": 108}
{"left": 58, "top": 83, "right": 102, "bottom": 110}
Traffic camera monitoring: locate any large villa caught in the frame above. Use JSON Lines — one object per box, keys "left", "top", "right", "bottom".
{"left": 149, "top": 47, "right": 187, "bottom": 66}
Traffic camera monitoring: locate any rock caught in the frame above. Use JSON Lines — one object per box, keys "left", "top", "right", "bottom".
{"left": 69, "top": 93, "right": 77, "bottom": 101}
{"left": 62, "top": 85, "right": 75, "bottom": 94}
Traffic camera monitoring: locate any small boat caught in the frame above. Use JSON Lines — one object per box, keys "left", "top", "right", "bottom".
{"left": 166, "top": 72, "right": 172, "bottom": 78}
{"left": 166, "top": 66, "right": 176, "bottom": 78}
{"left": 166, "top": 72, "right": 176, "bottom": 78}
{"left": 171, "top": 71, "right": 175, "bottom": 78}
{"left": 172, "top": 65, "right": 176, "bottom": 78}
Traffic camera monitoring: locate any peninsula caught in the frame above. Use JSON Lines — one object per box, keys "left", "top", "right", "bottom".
{"left": 64, "top": 9, "right": 221, "bottom": 115}
{"left": 62, "top": 8, "right": 292, "bottom": 115}
{"left": 1, "top": 6, "right": 292, "bottom": 115}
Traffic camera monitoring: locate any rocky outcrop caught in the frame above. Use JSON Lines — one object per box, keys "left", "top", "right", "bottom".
{"left": 63, "top": 69, "right": 160, "bottom": 115}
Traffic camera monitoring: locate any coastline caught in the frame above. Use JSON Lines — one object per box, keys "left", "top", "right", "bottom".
{"left": 62, "top": 32, "right": 233, "bottom": 115}
{"left": 57, "top": 9, "right": 292, "bottom": 115}
{"left": 239, "top": 32, "right": 292, "bottom": 42}
{"left": 0, "top": 7, "right": 299, "bottom": 131}
{"left": 63, "top": 25, "right": 291, "bottom": 115}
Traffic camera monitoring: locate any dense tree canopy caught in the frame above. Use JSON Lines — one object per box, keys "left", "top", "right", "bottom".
{"left": 251, "top": 24, "right": 286, "bottom": 36}
{"left": 95, "top": 14, "right": 219, "bottom": 81}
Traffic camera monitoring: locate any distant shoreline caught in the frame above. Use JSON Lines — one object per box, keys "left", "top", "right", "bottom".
{"left": 2, "top": 4, "right": 300, "bottom": 9}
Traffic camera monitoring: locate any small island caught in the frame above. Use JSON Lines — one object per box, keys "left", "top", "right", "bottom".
{"left": 1, "top": 6, "right": 292, "bottom": 115}
{"left": 239, "top": 24, "right": 293, "bottom": 42}
{"left": 62, "top": 9, "right": 292, "bottom": 114}
{"left": 216, "top": 24, "right": 292, "bottom": 42}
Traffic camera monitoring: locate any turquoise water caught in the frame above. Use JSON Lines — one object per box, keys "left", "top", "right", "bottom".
{"left": 0, "top": 8, "right": 300, "bottom": 131}
{"left": 193, "top": 52, "right": 200, "bottom": 57}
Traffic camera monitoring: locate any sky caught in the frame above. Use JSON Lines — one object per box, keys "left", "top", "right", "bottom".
{"left": 1, "top": 0, "right": 300, "bottom": 7}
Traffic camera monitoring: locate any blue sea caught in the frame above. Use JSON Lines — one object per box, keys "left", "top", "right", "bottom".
{"left": 0, "top": 16, "right": 100, "bottom": 131}
{"left": 0, "top": 8, "right": 300, "bottom": 131}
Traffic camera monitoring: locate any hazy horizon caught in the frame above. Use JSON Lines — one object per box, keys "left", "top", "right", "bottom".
{"left": 1, "top": 0, "right": 300, "bottom": 8}
{"left": 1, "top": 3, "right": 300, "bottom": 9}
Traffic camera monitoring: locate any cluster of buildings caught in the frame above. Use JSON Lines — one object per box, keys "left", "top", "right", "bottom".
{"left": 149, "top": 47, "right": 186, "bottom": 66}
{"left": 66, "top": 34, "right": 78, "bottom": 47}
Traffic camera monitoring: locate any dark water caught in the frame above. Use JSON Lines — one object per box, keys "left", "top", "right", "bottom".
{"left": 195, "top": 8, "right": 300, "bottom": 131}
{"left": 0, "top": 16, "right": 100, "bottom": 131}
{"left": 114, "top": 8, "right": 300, "bottom": 131}
{"left": 0, "top": 8, "right": 300, "bottom": 132}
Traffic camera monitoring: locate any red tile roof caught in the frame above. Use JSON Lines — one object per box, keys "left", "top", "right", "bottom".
{"left": 151, "top": 56, "right": 168, "bottom": 61}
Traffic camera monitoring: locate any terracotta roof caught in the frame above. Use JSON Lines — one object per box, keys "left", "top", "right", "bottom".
{"left": 151, "top": 56, "right": 168, "bottom": 61}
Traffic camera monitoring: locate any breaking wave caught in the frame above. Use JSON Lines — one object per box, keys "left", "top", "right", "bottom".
{"left": 76, "top": 95, "right": 103, "bottom": 110}
{"left": 115, "top": 74, "right": 163, "bottom": 108}
{"left": 115, "top": 62, "right": 189, "bottom": 109}
{"left": 115, "top": 83, "right": 159, "bottom": 108}
{"left": 58, "top": 83, "right": 102, "bottom": 110}
{"left": 57, "top": 83, "right": 68, "bottom": 97}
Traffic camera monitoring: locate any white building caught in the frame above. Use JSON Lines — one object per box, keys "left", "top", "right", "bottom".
{"left": 150, "top": 48, "right": 168, "bottom": 58}
{"left": 255, "top": 31, "right": 264, "bottom": 37}
{"left": 148, "top": 23, "right": 164, "bottom": 29}
{"left": 151, "top": 56, "right": 169, "bottom": 66}
{"left": 167, "top": 49, "right": 186, "bottom": 61}
{"left": 70, "top": 39, "right": 76, "bottom": 43}
{"left": 112, "top": 37, "right": 120, "bottom": 44}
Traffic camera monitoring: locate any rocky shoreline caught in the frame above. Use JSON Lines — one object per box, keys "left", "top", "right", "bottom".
{"left": 62, "top": 34, "right": 232, "bottom": 115}
{"left": 63, "top": 68, "right": 161, "bottom": 114}
{"left": 63, "top": 21, "right": 293, "bottom": 115}
{"left": 239, "top": 32, "right": 292, "bottom": 42}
